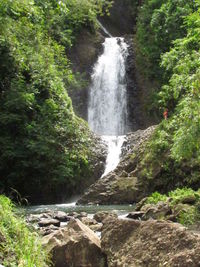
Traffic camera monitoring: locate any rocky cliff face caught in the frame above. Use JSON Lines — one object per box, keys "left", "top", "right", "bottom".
{"left": 77, "top": 121, "right": 200, "bottom": 205}
{"left": 77, "top": 125, "right": 157, "bottom": 205}
{"left": 68, "top": 28, "right": 104, "bottom": 120}
{"left": 99, "top": 0, "right": 139, "bottom": 36}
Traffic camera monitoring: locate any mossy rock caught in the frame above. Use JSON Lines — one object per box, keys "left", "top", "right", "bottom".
{"left": 112, "top": 177, "right": 138, "bottom": 191}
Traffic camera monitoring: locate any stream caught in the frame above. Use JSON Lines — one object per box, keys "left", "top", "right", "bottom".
{"left": 25, "top": 202, "right": 134, "bottom": 218}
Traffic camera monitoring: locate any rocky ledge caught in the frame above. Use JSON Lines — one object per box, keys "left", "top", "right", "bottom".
{"left": 77, "top": 125, "right": 157, "bottom": 205}
{"left": 101, "top": 217, "right": 200, "bottom": 267}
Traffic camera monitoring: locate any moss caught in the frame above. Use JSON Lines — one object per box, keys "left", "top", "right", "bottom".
{"left": 112, "top": 177, "right": 138, "bottom": 191}
{"left": 0, "top": 195, "right": 49, "bottom": 266}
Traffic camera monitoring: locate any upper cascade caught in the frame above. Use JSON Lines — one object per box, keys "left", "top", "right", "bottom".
{"left": 97, "top": 20, "right": 113, "bottom": 37}
{"left": 88, "top": 37, "right": 128, "bottom": 136}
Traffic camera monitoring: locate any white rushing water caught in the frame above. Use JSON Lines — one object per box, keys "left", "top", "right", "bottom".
{"left": 88, "top": 37, "right": 128, "bottom": 135}
{"left": 88, "top": 34, "right": 128, "bottom": 176}
{"left": 101, "top": 135, "right": 126, "bottom": 177}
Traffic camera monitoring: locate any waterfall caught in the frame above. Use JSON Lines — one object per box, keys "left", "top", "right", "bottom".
{"left": 97, "top": 20, "right": 113, "bottom": 38}
{"left": 88, "top": 34, "right": 128, "bottom": 177}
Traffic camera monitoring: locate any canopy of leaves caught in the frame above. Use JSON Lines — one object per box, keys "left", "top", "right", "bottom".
{"left": 136, "top": 0, "right": 197, "bottom": 82}
{"left": 137, "top": 1, "right": 200, "bottom": 190}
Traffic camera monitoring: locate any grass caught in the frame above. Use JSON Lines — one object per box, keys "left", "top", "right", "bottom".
{"left": 0, "top": 195, "right": 49, "bottom": 267}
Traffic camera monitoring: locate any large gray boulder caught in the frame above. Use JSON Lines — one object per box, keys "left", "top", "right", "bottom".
{"left": 42, "top": 219, "right": 107, "bottom": 267}
{"left": 101, "top": 217, "right": 200, "bottom": 267}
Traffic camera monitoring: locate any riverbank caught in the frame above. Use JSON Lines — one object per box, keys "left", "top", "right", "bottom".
{"left": 24, "top": 192, "right": 200, "bottom": 267}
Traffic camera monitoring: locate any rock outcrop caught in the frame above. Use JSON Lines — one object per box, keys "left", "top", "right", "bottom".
{"left": 99, "top": 0, "right": 139, "bottom": 36}
{"left": 77, "top": 125, "right": 157, "bottom": 205}
{"left": 68, "top": 29, "right": 104, "bottom": 120}
{"left": 125, "top": 36, "right": 158, "bottom": 132}
{"left": 101, "top": 217, "right": 200, "bottom": 267}
{"left": 42, "top": 219, "right": 107, "bottom": 267}
{"left": 83, "top": 133, "right": 107, "bottom": 189}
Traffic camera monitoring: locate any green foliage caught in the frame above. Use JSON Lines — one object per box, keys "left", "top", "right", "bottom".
{"left": 136, "top": 2, "right": 200, "bottom": 189}
{"left": 168, "top": 188, "right": 200, "bottom": 204}
{"left": 0, "top": 0, "right": 109, "bottom": 203}
{"left": 147, "top": 188, "right": 200, "bottom": 205}
{"left": 178, "top": 206, "right": 198, "bottom": 226}
{"left": 146, "top": 188, "right": 200, "bottom": 226}
{"left": 136, "top": 0, "right": 196, "bottom": 81}
{"left": 146, "top": 191, "right": 168, "bottom": 204}
{"left": 0, "top": 195, "right": 49, "bottom": 266}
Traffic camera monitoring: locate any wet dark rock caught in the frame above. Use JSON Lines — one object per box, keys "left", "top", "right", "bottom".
{"left": 68, "top": 28, "right": 104, "bottom": 120}
{"left": 38, "top": 219, "right": 60, "bottom": 228}
{"left": 53, "top": 211, "right": 71, "bottom": 222}
{"left": 127, "top": 211, "right": 145, "bottom": 220}
{"left": 40, "top": 225, "right": 60, "bottom": 236}
{"left": 125, "top": 36, "right": 152, "bottom": 132}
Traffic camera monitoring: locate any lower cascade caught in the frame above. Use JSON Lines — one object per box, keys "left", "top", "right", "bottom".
{"left": 88, "top": 36, "right": 129, "bottom": 175}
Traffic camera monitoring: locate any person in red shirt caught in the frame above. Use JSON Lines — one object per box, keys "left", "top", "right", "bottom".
{"left": 163, "top": 108, "right": 168, "bottom": 120}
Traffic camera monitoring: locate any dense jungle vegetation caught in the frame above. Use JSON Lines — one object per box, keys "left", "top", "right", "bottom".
{"left": 0, "top": 0, "right": 111, "bottom": 204}
{"left": 135, "top": 0, "right": 200, "bottom": 189}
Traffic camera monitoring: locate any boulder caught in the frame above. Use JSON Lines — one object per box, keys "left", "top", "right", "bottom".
{"left": 89, "top": 223, "right": 103, "bottom": 232}
{"left": 27, "top": 213, "right": 51, "bottom": 224}
{"left": 38, "top": 219, "right": 60, "bottom": 228}
{"left": 79, "top": 217, "right": 103, "bottom": 232}
{"left": 101, "top": 217, "right": 200, "bottom": 267}
{"left": 80, "top": 217, "right": 98, "bottom": 226}
{"left": 93, "top": 211, "right": 118, "bottom": 223}
{"left": 67, "top": 212, "right": 79, "bottom": 218}
{"left": 53, "top": 211, "right": 71, "bottom": 222}
{"left": 76, "top": 212, "right": 88, "bottom": 219}
{"left": 142, "top": 202, "right": 172, "bottom": 220}
{"left": 42, "top": 219, "right": 107, "bottom": 267}
{"left": 40, "top": 225, "right": 60, "bottom": 236}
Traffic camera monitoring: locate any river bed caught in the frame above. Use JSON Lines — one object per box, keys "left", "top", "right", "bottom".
{"left": 25, "top": 202, "right": 135, "bottom": 218}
